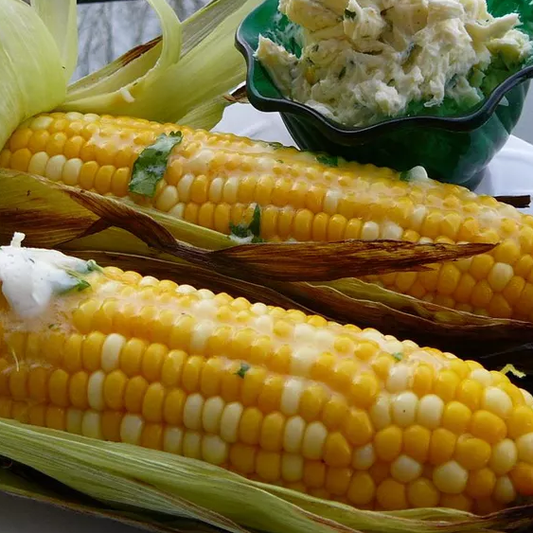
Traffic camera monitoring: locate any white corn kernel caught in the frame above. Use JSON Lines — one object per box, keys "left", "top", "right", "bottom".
{"left": 417, "top": 394, "right": 444, "bottom": 429}
{"left": 352, "top": 443, "right": 375, "bottom": 470}
{"left": 386, "top": 364, "right": 411, "bottom": 393}
{"left": 391, "top": 455, "right": 422, "bottom": 483}
{"left": 81, "top": 410, "right": 103, "bottom": 440}
{"left": 302, "top": 421, "right": 327, "bottom": 460}
{"left": 120, "top": 414, "right": 144, "bottom": 445}
{"left": 163, "top": 426, "right": 184, "bottom": 454}
{"left": 202, "top": 396, "right": 225, "bottom": 434}
{"left": 28, "top": 152, "right": 49, "bottom": 175}
{"left": 183, "top": 393, "right": 205, "bottom": 431}
{"left": 220, "top": 402, "right": 243, "bottom": 443}
{"left": 101, "top": 333, "right": 126, "bottom": 373}
{"left": 202, "top": 434, "right": 229, "bottom": 465}
{"left": 487, "top": 263, "right": 514, "bottom": 292}
{"left": 283, "top": 416, "right": 306, "bottom": 453}
{"left": 433, "top": 461, "right": 468, "bottom": 494}
{"left": 182, "top": 431, "right": 202, "bottom": 459}
{"left": 392, "top": 392, "right": 418, "bottom": 427}
{"left": 87, "top": 370, "right": 106, "bottom": 411}
{"left": 370, "top": 395, "right": 391, "bottom": 430}
{"left": 490, "top": 439, "right": 517, "bottom": 475}
{"left": 482, "top": 387, "right": 513, "bottom": 419}
{"left": 281, "top": 378, "right": 304, "bottom": 416}
{"left": 45, "top": 154, "right": 67, "bottom": 181}
{"left": 361, "top": 221, "right": 380, "bottom": 240}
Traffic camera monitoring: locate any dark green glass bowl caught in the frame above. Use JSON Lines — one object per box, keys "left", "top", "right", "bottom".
{"left": 235, "top": 0, "right": 533, "bottom": 189}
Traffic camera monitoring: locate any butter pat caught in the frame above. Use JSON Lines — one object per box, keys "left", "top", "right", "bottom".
{"left": 0, "top": 232, "right": 90, "bottom": 319}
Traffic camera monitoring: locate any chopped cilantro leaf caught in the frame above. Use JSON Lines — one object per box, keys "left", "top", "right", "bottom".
{"left": 316, "top": 154, "right": 339, "bottom": 167}
{"left": 392, "top": 352, "right": 403, "bottom": 361}
{"left": 73, "top": 279, "right": 91, "bottom": 292}
{"left": 268, "top": 141, "right": 284, "bottom": 150}
{"left": 235, "top": 362, "right": 251, "bottom": 378}
{"left": 399, "top": 170, "right": 410, "bottom": 182}
{"left": 86, "top": 259, "right": 102, "bottom": 273}
{"left": 344, "top": 9, "right": 356, "bottom": 19}
{"left": 60, "top": 277, "right": 91, "bottom": 294}
{"left": 248, "top": 204, "right": 261, "bottom": 237}
{"left": 338, "top": 66, "right": 347, "bottom": 80}
{"left": 129, "top": 131, "right": 183, "bottom": 197}
{"left": 229, "top": 204, "right": 264, "bottom": 243}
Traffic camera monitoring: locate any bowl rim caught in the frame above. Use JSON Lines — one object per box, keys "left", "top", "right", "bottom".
{"left": 235, "top": 0, "right": 533, "bottom": 142}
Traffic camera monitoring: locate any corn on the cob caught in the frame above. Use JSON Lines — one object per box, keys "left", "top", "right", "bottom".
{"left": 1, "top": 240, "right": 532, "bottom": 513}
{"left": 2, "top": 112, "right": 533, "bottom": 322}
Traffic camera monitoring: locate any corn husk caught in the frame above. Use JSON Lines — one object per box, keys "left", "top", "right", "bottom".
{"left": 2, "top": 169, "right": 533, "bottom": 368}
{"left": 58, "top": 0, "right": 263, "bottom": 126}
{"left": 0, "top": 0, "right": 67, "bottom": 149}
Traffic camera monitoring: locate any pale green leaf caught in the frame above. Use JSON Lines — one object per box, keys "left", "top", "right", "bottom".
{"left": 0, "top": 0, "right": 66, "bottom": 150}
{"left": 62, "top": 0, "right": 181, "bottom": 112}
{"left": 65, "top": 0, "right": 252, "bottom": 103}
{"left": 177, "top": 95, "right": 232, "bottom": 130}
{"left": 59, "top": 0, "right": 262, "bottom": 123}
{"left": 31, "top": 0, "right": 78, "bottom": 81}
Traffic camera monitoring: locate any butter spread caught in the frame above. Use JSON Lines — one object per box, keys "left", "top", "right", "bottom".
{"left": 0, "top": 233, "right": 90, "bottom": 319}
{"left": 256, "top": 0, "right": 532, "bottom": 126}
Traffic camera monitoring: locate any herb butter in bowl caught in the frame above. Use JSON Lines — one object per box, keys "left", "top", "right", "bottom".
{"left": 236, "top": 0, "right": 533, "bottom": 189}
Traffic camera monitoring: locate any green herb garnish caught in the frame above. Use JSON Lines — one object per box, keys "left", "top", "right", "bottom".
{"left": 392, "top": 352, "right": 403, "bottom": 361}
{"left": 399, "top": 171, "right": 410, "bottom": 182}
{"left": 316, "top": 154, "right": 339, "bottom": 167}
{"left": 344, "top": 9, "right": 356, "bottom": 19}
{"left": 268, "top": 141, "right": 284, "bottom": 150}
{"left": 60, "top": 277, "right": 91, "bottom": 294}
{"left": 338, "top": 66, "right": 347, "bottom": 80}
{"left": 229, "top": 204, "right": 264, "bottom": 243}
{"left": 129, "top": 131, "right": 183, "bottom": 197}
{"left": 235, "top": 363, "right": 251, "bottom": 378}
{"left": 86, "top": 259, "right": 103, "bottom": 273}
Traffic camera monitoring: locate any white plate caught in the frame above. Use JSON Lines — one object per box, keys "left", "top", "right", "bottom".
{"left": 4, "top": 103, "right": 533, "bottom": 533}
{"left": 215, "top": 104, "right": 533, "bottom": 214}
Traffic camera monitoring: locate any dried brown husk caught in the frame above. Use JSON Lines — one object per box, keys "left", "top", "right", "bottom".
{"left": 1, "top": 169, "right": 533, "bottom": 366}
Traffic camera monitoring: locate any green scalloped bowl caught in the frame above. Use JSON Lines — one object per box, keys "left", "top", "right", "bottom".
{"left": 236, "top": 0, "right": 533, "bottom": 189}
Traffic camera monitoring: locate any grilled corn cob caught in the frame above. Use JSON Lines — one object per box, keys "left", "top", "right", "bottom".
{"left": 1, "top": 237, "right": 532, "bottom": 513}
{"left": 2, "top": 112, "right": 533, "bottom": 321}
